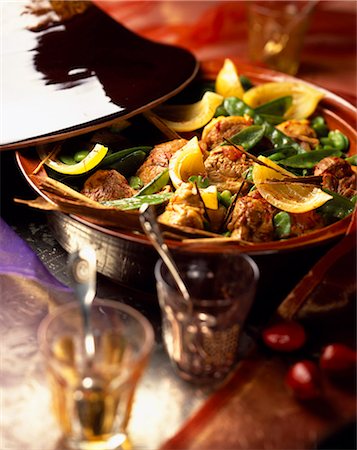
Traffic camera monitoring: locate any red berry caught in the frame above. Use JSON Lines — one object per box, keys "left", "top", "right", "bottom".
{"left": 320, "top": 343, "right": 357, "bottom": 373}
{"left": 262, "top": 321, "right": 306, "bottom": 352}
{"left": 285, "top": 360, "right": 321, "bottom": 400}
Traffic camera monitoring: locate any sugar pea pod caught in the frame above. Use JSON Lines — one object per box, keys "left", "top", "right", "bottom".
{"left": 327, "top": 130, "right": 349, "bottom": 151}
{"left": 214, "top": 104, "right": 229, "bottom": 117}
{"left": 218, "top": 190, "right": 233, "bottom": 208}
{"left": 58, "top": 154, "right": 77, "bottom": 165}
{"left": 266, "top": 146, "right": 297, "bottom": 161}
{"left": 134, "top": 169, "right": 170, "bottom": 197}
{"left": 229, "top": 125, "right": 265, "bottom": 150}
{"left": 311, "top": 116, "right": 329, "bottom": 137}
{"left": 345, "top": 154, "right": 357, "bottom": 166}
{"left": 258, "top": 114, "right": 285, "bottom": 125}
{"left": 279, "top": 148, "right": 343, "bottom": 169}
{"left": 74, "top": 149, "right": 90, "bottom": 162}
{"left": 274, "top": 211, "right": 291, "bottom": 239}
{"left": 100, "top": 146, "right": 152, "bottom": 169}
{"left": 255, "top": 96, "right": 293, "bottom": 116}
{"left": 239, "top": 75, "right": 253, "bottom": 91}
{"left": 129, "top": 176, "right": 143, "bottom": 190}
{"left": 102, "top": 192, "right": 173, "bottom": 210}
{"left": 318, "top": 189, "right": 355, "bottom": 222}
{"left": 108, "top": 150, "right": 148, "bottom": 177}
{"left": 223, "top": 97, "right": 305, "bottom": 154}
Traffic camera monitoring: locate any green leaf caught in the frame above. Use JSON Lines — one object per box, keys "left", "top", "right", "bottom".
{"left": 102, "top": 193, "right": 173, "bottom": 210}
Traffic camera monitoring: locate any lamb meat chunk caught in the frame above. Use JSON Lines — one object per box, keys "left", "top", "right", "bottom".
{"left": 204, "top": 145, "right": 252, "bottom": 193}
{"left": 314, "top": 156, "right": 356, "bottom": 199}
{"left": 227, "top": 191, "right": 276, "bottom": 242}
{"left": 201, "top": 115, "right": 253, "bottom": 150}
{"left": 158, "top": 182, "right": 205, "bottom": 230}
{"left": 81, "top": 169, "right": 134, "bottom": 202}
{"left": 136, "top": 138, "right": 187, "bottom": 185}
{"left": 289, "top": 210, "right": 325, "bottom": 237}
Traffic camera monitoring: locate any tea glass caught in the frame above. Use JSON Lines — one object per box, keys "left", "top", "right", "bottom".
{"left": 38, "top": 299, "right": 154, "bottom": 450}
{"left": 247, "top": 1, "right": 316, "bottom": 75}
{"left": 155, "top": 250, "right": 259, "bottom": 383}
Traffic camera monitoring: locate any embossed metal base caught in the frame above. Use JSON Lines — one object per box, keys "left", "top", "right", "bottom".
{"left": 47, "top": 211, "right": 158, "bottom": 290}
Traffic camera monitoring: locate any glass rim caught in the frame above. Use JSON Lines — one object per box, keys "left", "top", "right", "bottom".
{"left": 154, "top": 251, "right": 259, "bottom": 305}
{"left": 38, "top": 298, "right": 154, "bottom": 366}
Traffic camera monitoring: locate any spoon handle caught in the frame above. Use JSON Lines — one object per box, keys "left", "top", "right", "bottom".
{"left": 69, "top": 245, "right": 97, "bottom": 361}
{"left": 139, "top": 204, "right": 191, "bottom": 304}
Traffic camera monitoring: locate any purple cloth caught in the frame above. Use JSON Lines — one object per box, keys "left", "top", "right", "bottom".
{"left": 0, "top": 218, "right": 71, "bottom": 291}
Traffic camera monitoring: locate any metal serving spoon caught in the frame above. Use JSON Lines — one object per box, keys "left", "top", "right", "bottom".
{"left": 139, "top": 205, "right": 218, "bottom": 363}
{"left": 139, "top": 204, "right": 192, "bottom": 311}
{"left": 69, "top": 245, "right": 107, "bottom": 428}
{"left": 69, "top": 245, "right": 97, "bottom": 365}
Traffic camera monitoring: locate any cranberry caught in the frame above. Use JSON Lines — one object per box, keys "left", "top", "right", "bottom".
{"left": 262, "top": 320, "right": 306, "bottom": 352}
{"left": 285, "top": 360, "right": 321, "bottom": 400}
{"left": 320, "top": 343, "right": 357, "bottom": 373}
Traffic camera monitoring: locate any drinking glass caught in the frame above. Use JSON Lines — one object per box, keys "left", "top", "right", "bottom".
{"left": 38, "top": 299, "right": 154, "bottom": 450}
{"left": 155, "top": 249, "right": 259, "bottom": 383}
{"left": 247, "top": 1, "right": 317, "bottom": 75}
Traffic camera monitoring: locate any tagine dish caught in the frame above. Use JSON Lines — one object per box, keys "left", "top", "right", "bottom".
{"left": 17, "top": 59, "right": 356, "bottom": 252}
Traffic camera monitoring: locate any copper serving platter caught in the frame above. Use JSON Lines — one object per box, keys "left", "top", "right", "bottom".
{"left": 16, "top": 60, "right": 357, "bottom": 289}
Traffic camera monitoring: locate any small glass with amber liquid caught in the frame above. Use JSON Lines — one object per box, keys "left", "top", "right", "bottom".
{"left": 248, "top": 1, "right": 316, "bottom": 75}
{"left": 38, "top": 300, "right": 154, "bottom": 450}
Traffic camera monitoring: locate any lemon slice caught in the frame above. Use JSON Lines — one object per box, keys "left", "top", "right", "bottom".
{"left": 215, "top": 58, "right": 244, "bottom": 99}
{"left": 155, "top": 91, "right": 223, "bottom": 132}
{"left": 252, "top": 155, "right": 332, "bottom": 213}
{"left": 169, "top": 137, "right": 206, "bottom": 189}
{"left": 38, "top": 143, "right": 108, "bottom": 175}
{"left": 243, "top": 82, "right": 324, "bottom": 120}
{"left": 199, "top": 185, "right": 218, "bottom": 210}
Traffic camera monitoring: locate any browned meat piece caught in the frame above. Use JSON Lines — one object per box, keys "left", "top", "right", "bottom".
{"left": 136, "top": 138, "right": 187, "bottom": 185}
{"left": 204, "top": 145, "right": 252, "bottom": 193}
{"left": 81, "top": 169, "right": 134, "bottom": 202}
{"left": 227, "top": 191, "right": 276, "bottom": 242}
{"left": 314, "top": 156, "right": 357, "bottom": 199}
{"left": 158, "top": 182, "right": 205, "bottom": 229}
{"left": 201, "top": 115, "right": 253, "bottom": 150}
{"left": 277, "top": 119, "right": 319, "bottom": 151}
{"left": 289, "top": 210, "right": 325, "bottom": 237}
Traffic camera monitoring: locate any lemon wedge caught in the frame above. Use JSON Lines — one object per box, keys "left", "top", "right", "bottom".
{"left": 199, "top": 185, "right": 218, "bottom": 210}
{"left": 38, "top": 143, "right": 108, "bottom": 175}
{"left": 252, "top": 155, "right": 332, "bottom": 213}
{"left": 154, "top": 91, "right": 223, "bottom": 132}
{"left": 169, "top": 137, "right": 206, "bottom": 189}
{"left": 215, "top": 58, "right": 245, "bottom": 99}
{"left": 243, "top": 82, "right": 324, "bottom": 120}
